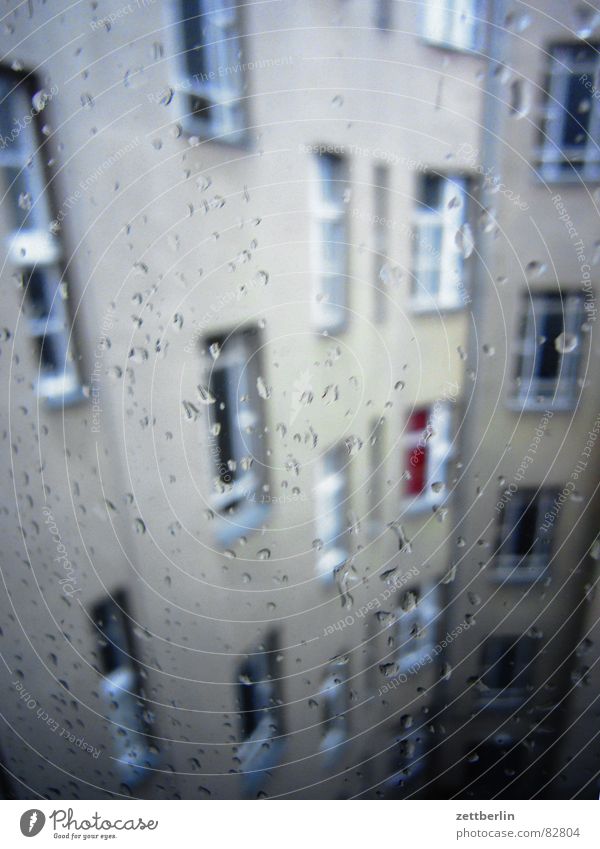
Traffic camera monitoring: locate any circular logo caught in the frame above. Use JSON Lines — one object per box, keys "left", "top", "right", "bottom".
{"left": 19, "top": 810, "right": 45, "bottom": 837}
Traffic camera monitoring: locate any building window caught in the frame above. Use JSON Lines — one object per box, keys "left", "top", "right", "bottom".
{"left": 0, "top": 69, "right": 82, "bottom": 406}
{"left": 314, "top": 443, "right": 350, "bottom": 575}
{"left": 412, "top": 173, "right": 470, "bottom": 310}
{"left": 513, "top": 292, "right": 584, "bottom": 410}
{"left": 403, "top": 404, "right": 452, "bottom": 510}
{"left": 312, "top": 150, "right": 348, "bottom": 333}
{"left": 204, "top": 327, "right": 268, "bottom": 540}
{"left": 92, "top": 592, "right": 155, "bottom": 782}
{"left": 494, "top": 489, "right": 557, "bottom": 582}
{"left": 237, "top": 632, "right": 282, "bottom": 779}
{"left": 421, "top": 0, "right": 486, "bottom": 52}
{"left": 395, "top": 587, "right": 438, "bottom": 674}
{"left": 478, "top": 636, "right": 534, "bottom": 708}
{"left": 176, "top": 0, "right": 245, "bottom": 141}
{"left": 319, "top": 659, "right": 349, "bottom": 759}
{"left": 373, "top": 164, "right": 390, "bottom": 322}
{"left": 538, "top": 43, "right": 600, "bottom": 181}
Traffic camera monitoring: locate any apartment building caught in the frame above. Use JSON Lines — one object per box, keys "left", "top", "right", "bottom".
{"left": 434, "top": 1, "right": 600, "bottom": 800}
{"left": 0, "top": 0, "right": 596, "bottom": 801}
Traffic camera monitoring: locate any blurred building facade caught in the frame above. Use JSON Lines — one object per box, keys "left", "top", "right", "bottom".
{"left": 0, "top": 0, "right": 597, "bottom": 800}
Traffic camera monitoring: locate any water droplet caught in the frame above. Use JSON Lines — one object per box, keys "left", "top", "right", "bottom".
{"left": 555, "top": 332, "right": 578, "bottom": 354}
{"left": 197, "top": 384, "right": 216, "bottom": 405}
{"left": 455, "top": 223, "right": 474, "bottom": 259}
{"left": 256, "top": 376, "right": 271, "bottom": 400}
{"left": 133, "top": 518, "right": 146, "bottom": 535}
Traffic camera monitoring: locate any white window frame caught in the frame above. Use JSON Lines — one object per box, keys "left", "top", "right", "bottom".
{"left": 311, "top": 151, "right": 348, "bottom": 334}
{"left": 395, "top": 586, "right": 439, "bottom": 674}
{"left": 412, "top": 174, "right": 469, "bottom": 311}
{"left": 421, "top": 0, "right": 486, "bottom": 53}
{"left": 314, "top": 443, "right": 350, "bottom": 576}
{"left": 402, "top": 403, "right": 452, "bottom": 513}
{"left": 493, "top": 489, "right": 556, "bottom": 582}
{"left": 172, "top": 0, "right": 245, "bottom": 143}
{"left": 0, "top": 68, "right": 82, "bottom": 406}
{"left": 538, "top": 44, "right": 600, "bottom": 182}
{"left": 512, "top": 291, "right": 583, "bottom": 411}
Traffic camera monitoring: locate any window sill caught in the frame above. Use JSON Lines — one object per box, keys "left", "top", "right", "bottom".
{"left": 506, "top": 396, "right": 576, "bottom": 414}
{"left": 179, "top": 110, "right": 249, "bottom": 150}
{"left": 316, "top": 545, "right": 349, "bottom": 579}
{"left": 410, "top": 300, "right": 468, "bottom": 316}
{"left": 420, "top": 35, "right": 483, "bottom": 55}
{"left": 401, "top": 493, "right": 445, "bottom": 517}
{"left": 535, "top": 164, "right": 600, "bottom": 185}
{"left": 40, "top": 376, "right": 86, "bottom": 410}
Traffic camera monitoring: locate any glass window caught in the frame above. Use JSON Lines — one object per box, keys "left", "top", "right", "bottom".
{"left": 513, "top": 291, "right": 584, "bottom": 409}
{"left": 176, "top": 0, "right": 245, "bottom": 141}
{"left": 314, "top": 442, "right": 350, "bottom": 575}
{"left": 0, "top": 67, "right": 82, "bottom": 406}
{"left": 494, "top": 489, "right": 557, "bottom": 581}
{"left": 538, "top": 43, "right": 600, "bottom": 181}
{"left": 205, "top": 327, "right": 268, "bottom": 539}
{"left": 421, "top": 0, "right": 487, "bottom": 53}
{"left": 412, "top": 173, "right": 470, "bottom": 310}
{"left": 312, "top": 151, "right": 348, "bottom": 333}
{"left": 91, "top": 592, "right": 155, "bottom": 783}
